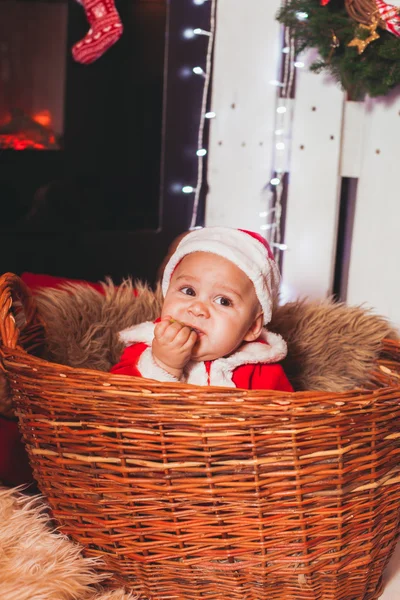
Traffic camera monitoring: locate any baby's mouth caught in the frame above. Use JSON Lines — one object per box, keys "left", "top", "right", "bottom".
{"left": 190, "top": 326, "right": 204, "bottom": 336}
{"left": 170, "top": 318, "right": 204, "bottom": 336}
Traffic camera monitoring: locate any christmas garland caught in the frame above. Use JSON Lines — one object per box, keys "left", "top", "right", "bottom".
{"left": 276, "top": 0, "right": 400, "bottom": 98}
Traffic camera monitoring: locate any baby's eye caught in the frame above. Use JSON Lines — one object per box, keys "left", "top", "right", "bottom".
{"left": 215, "top": 296, "right": 232, "bottom": 307}
{"left": 181, "top": 286, "right": 196, "bottom": 296}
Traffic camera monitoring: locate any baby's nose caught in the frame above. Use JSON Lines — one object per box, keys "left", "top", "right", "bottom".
{"left": 188, "top": 300, "right": 210, "bottom": 318}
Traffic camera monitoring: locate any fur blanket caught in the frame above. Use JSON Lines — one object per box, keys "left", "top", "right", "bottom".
{"left": 35, "top": 279, "right": 398, "bottom": 392}
{"left": 0, "top": 487, "right": 137, "bottom": 600}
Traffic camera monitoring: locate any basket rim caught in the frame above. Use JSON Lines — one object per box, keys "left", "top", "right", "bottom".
{"left": 3, "top": 340, "right": 400, "bottom": 401}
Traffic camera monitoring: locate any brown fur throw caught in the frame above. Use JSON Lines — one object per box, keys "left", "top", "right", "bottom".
{"left": 0, "top": 487, "right": 137, "bottom": 600}
{"left": 35, "top": 280, "right": 162, "bottom": 373}
{"left": 270, "top": 299, "right": 398, "bottom": 391}
{"left": 33, "top": 280, "right": 398, "bottom": 392}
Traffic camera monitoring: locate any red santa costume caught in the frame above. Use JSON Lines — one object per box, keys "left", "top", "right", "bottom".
{"left": 111, "top": 227, "right": 293, "bottom": 392}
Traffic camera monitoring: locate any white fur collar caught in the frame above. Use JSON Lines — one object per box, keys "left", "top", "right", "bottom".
{"left": 118, "top": 321, "right": 287, "bottom": 387}
{"left": 119, "top": 321, "right": 156, "bottom": 345}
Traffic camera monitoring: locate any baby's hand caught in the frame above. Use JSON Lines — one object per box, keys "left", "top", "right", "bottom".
{"left": 152, "top": 316, "right": 198, "bottom": 378}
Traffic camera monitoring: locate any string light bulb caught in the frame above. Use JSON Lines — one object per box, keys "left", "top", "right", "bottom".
{"left": 178, "top": 66, "right": 192, "bottom": 79}
{"left": 194, "top": 28, "right": 211, "bottom": 36}
{"left": 193, "top": 66, "right": 205, "bottom": 76}
{"left": 182, "top": 185, "right": 195, "bottom": 194}
{"left": 197, "top": 148, "right": 207, "bottom": 156}
{"left": 205, "top": 111, "right": 216, "bottom": 119}
{"left": 183, "top": 28, "right": 196, "bottom": 39}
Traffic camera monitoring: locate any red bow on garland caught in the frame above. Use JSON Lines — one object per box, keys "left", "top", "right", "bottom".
{"left": 320, "top": 0, "right": 400, "bottom": 38}
{"left": 376, "top": 0, "right": 400, "bottom": 36}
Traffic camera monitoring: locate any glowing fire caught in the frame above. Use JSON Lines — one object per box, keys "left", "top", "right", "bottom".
{"left": 0, "top": 134, "right": 47, "bottom": 150}
{"left": 0, "top": 109, "right": 58, "bottom": 150}
{"left": 32, "top": 110, "right": 52, "bottom": 128}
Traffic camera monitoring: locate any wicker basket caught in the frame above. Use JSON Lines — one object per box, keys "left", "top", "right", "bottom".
{"left": 2, "top": 272, "right": 400, "bottom": 600}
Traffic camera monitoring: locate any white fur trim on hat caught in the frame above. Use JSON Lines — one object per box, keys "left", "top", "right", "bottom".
{"left": 162, "top": 227, "right": 280, "bottom": 325}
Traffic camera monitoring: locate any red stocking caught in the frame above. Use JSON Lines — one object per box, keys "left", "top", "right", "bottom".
{"left": 72, "top": 0, "right": 123, "bottom": 65}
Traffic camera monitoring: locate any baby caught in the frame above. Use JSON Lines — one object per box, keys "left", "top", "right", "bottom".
{"left": 111, "top": 227, "right": 293, "bottom": 391}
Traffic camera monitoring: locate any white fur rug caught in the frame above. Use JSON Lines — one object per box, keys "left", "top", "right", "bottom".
{"left": 0, "top": 487, "right": 139, "bottom": 600}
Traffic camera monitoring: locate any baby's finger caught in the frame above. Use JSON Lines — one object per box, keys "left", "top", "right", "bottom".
{"left": 174, "top": 325, "right": 195, "bottom": 346}
{"left": 154, "top": 319, "right": 171, "bottom": 338}
{"left": 181, "top": 329, "right": 198, "bottom": 352}
{"left": 158, "top": 320, "right": 186, "bottom": 343}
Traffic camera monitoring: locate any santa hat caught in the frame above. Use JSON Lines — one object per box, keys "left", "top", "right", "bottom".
{"left": 161, "top": 227, "right": 281, "bottom": 325}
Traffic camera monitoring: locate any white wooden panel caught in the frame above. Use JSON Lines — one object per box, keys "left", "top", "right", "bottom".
{"left": 281, "top": 54, "right": 345, "bottom": 302}
{"left": 206, "top": 0, "right": 283, "bottom": 232}
{"left": 346, "top": 94, "right": 400, "bottom": 329}
{"left": 340, "top": 101, "right": 366, "bottom": 178}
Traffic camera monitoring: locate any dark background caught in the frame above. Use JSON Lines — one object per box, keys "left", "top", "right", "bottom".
{"left": 0, "top": 0, "right": 211, "bottom": 286}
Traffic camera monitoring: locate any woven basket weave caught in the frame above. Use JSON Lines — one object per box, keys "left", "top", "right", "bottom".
{"left": 2, "top": 272, "right": 400, "bottom": 600}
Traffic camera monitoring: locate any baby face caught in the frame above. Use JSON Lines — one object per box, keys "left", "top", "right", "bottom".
{"left": 161, "top": 252, "right": 263, "bottom": 362}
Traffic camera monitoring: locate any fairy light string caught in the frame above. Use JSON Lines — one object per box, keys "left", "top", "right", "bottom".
{"left": 184, "top": 0, "right": 297, "bottom": 243}
{"left": 266, "top": 5, "right": 298, "bottom": 258}
{"left": 180, "top": 0, "right": 217, "bottom": 230}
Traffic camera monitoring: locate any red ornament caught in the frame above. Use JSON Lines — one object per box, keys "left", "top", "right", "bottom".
{"left": 375, "top": 0, "right": 400, "bottom": 37}
{"left": 321, "top": 0, "right": 331, "bottom": 5}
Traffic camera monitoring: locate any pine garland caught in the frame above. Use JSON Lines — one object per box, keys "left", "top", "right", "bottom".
{"left": 276, "top": 0, "right": 400, "bottom": 98}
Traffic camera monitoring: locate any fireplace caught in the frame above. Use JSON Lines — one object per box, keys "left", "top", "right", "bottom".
{"left": 0, "top": 0, "right": 207, "bottom": 286}
{"left": 0, "top": 1, "right": 67, "bottom": 151}
{"left": 0, "top": 0, "right": 165, "bottom": 233}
